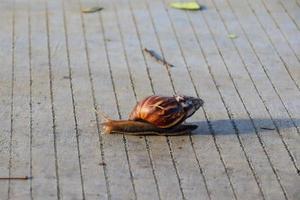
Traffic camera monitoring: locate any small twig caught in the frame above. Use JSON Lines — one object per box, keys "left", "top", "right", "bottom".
{"left": 143, "top": 48, "right": 175, "bottom": 68}
{"left": 260, "top": 127, "right": 275, "bottom": 131}
{"left": 0, "top": 176, "right": 32, "bottom": 180}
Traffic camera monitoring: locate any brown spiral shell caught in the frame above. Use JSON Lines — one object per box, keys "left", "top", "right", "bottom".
{"left": 129, "top": 95, "right": 187, "bottom": 128}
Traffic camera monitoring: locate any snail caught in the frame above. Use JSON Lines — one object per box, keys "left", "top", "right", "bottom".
{"left": 100, "top": 95, "right": 204, "bottom": 135}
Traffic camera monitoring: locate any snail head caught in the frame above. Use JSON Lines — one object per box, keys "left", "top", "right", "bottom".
{"left": 174, "top": 95, "right": 204, "bottom": 118}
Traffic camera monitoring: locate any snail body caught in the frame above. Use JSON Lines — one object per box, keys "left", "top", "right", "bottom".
{"left": 101, "top": 95, "right": 204, "bottom": 135}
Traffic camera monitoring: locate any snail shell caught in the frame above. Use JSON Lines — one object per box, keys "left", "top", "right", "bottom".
{"left": 129, "top": 95, "right": 204, "bottom": 128}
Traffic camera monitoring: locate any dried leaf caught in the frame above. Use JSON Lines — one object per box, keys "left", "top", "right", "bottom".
{"left": 170, "top": 2, "right": 202, "bottom": 10}
{"left": 228, "top": 33, "right": 238, "bottom": 39}
{"left": 81, "top": 7, "right": 103, "bottom": 13}
{"left": 143, "top": 48, "right": 175, "bottom": 68}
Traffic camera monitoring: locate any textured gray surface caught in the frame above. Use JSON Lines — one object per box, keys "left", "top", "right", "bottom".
{"left": 0, "top": 0, "right": 299, "bottom": 199}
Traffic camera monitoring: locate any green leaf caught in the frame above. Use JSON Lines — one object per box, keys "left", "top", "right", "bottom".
{"left": 170, "top": 2, "right": 202, "bottom": 10}
{"left": 228, "top": 33, "right": 238, "bottom": 39}
{"left": 81, "top": 7, "right": 103, "bottom": 13}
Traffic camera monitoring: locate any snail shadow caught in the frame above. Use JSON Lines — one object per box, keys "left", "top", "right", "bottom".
{"left": 190, "top": 118, "right": 300, "bottom": 136}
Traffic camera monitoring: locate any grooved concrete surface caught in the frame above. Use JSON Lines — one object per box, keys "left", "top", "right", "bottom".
{"left": 0, "top": 0, "right": 300, "bottom": 199}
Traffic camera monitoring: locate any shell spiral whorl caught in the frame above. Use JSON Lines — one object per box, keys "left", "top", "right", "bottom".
{"left": 129, "top": 95, "right": 203, "bottom": 128}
